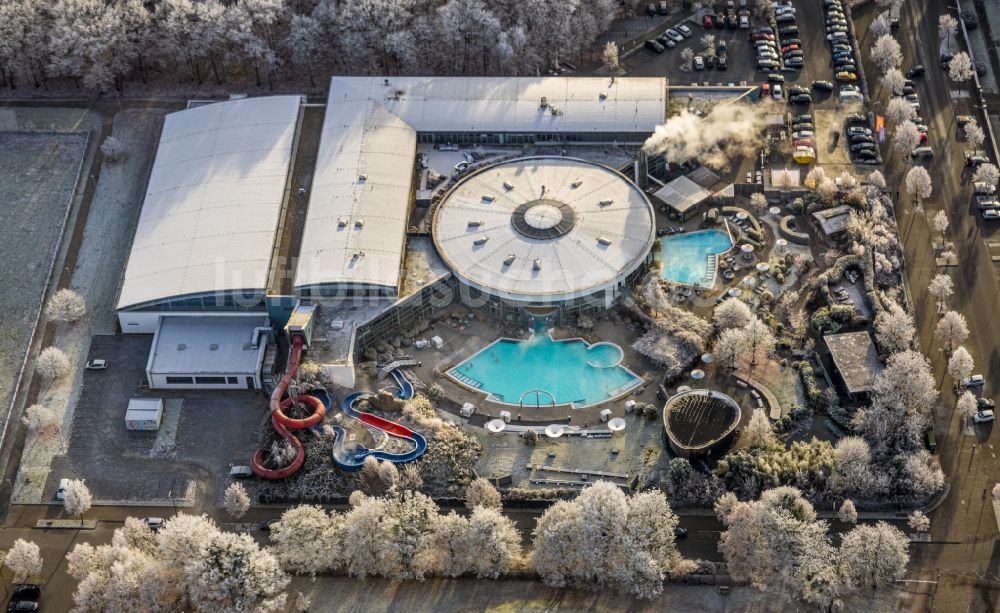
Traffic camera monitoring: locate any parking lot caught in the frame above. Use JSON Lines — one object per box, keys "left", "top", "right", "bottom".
{"left": 625, "top": 0, "right": 873, "bottom": 174}
{"left": 45, "top": 335, "right": 263, "bottom": 506}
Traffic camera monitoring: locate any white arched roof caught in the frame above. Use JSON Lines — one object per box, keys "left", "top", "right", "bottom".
{"left": 117, "top": 95, "right": 301, "bottom": 310}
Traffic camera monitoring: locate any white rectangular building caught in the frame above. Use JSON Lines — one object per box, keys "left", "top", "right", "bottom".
{"left": 125, "top": 398, "right": 163, "bottom": 431}
{"left": 146, "top": 316, "right": 270, "bottom": 390}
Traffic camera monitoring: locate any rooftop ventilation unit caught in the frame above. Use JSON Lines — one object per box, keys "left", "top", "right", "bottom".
{"left": 473, "top": 236, "right": 489, "bottom": 246}
{"left": 599, "top": 91, "right": 608, "bottom": 100}
{"left": 539, "top": 96, "right": 548, "bottom": 109}
{"left": 468, "top": 220, "right": 482, "bottom": 228}
{"left": 354, "top": 219, "right": 364, "bottom": 228}
{"left": 533, "top": 259, "right": 542, "bottom": 271}
{"left": 571, "top": 179, "right": 583, "bottom": 188}
{"left": 599, "top": 199, "right": 613, "bottom": 207}
{"left": 502, "top": 181, "right": 514, "bottom": 191}
{"left": 597, "top": 237, "right": 612, "bottom": 246}
{"left": 482, "top": 195, "right": 495, "bottom": 202}
{"left": 337, "top": 218, "right": 347, "bottom": 228}
{"left": 503, "top": 254, "right": 516, "bottom": 266}
{"left": 358, "top": 173, "right": 367, "bottom": 183}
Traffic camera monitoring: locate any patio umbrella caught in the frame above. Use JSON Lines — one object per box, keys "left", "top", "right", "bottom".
{"left": 691, "top": 369, "right": 705, "bottom": 380}
{"left": 544, "top": 424, "right": 565, "bottom": 438}
{"left": 735, "top": 211, "right": 748, "bottom": 221}
{"left": 727, "top": 288, "right": 742, "bottom": 297}
{"left": 607, "top": 417, "right": 627, "bottom": 432}
{"left": 702, "top": 353, "right": 715, "bottom": 364}
{"left": 742, "top": 275, "right": 755, "bottom": 286}
{"left": 769, "top": 206, "right": 781, "bottom": 215}
{"left": 741, "top": 243, "right": 755, "bottom": 254}
{"left": 776, "top": 238, "right": 788, "bottom": 248}
{"left": 486, "top": 419, "right": 506, "bottom": 433}
{"left": 756, "top": 262, "right": 770, "bottom": 272}
{"left": 676, "top": 385, "right": 692, "bottom": 393}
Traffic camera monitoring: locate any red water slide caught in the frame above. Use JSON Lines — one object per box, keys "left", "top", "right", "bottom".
{"left": 251, "top": 335, "right": 326, "bottom": 479}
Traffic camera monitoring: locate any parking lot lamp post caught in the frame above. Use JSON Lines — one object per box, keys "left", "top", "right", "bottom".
{"left": 168, "top": 490, "right": 177, "bottom": 516}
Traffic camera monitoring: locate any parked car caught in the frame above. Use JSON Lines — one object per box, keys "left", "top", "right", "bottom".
{"left": 974, "top": 410, "right": 995, "bottom": 423}
{"left": 967, "top": 154, "right": 990, "bottom": 167}
{"left": 978, "top": 398, "right": 996, "bottom": 410}
{"left": 911, "top": 146, "right": 935, "bottom": 159}
{"left": 740, "top": 15, "right": 750, "bottom": 28}
{"left": 787, "top": 85, "right": 808, "bottom": 96}
{"left": 847, "top": 126, "right": 872, "bottom": 137}
{"left": 963, "top": 374, "right": 986, "bottom": 388}
{"left": 907, "top": 65, "right": 926, "bottom": 78}
{"left": 767, "top": 73, "right": 785, "bottom": 83}
{"left": 693, "top": 55, "right": 705, "bottom": 70}
{"left": 85, "top": 359, "right": 107, "bottom": 370}
{"left": 703, "top": 14, "right": 715, "bottom": 28}
{"left": 646, "top": 2, "right": 657, "bottom": 16}
{"left": 776, "top": 13, "right": 795, "bottom": 23}
{"left": 793, "top": 114, "right": 812, "bottom": 123}
{"left": 772, "top": 84, "right": 783, "bottom": 99}
{"left": 827, "top": 32, "right": 849, "bottom": 41}
{"left": 976, "top": 196, "right": 1000, "bottom": 209}
{"left": 845, "top": 113, "right": 867, "bottom": 124}
{"left": 793, "top": 122, "right": 814, "bottom": 131}
{"left": 779, "top": 25, "right": 799, "bottom": 36}
{"left": 835, "top": 70, "right": 857, "bottom": 81}
{"left": 6, "top": 601, "right": 38, "bottom": 612}
{"left": 812, "top": 80, "right": 834, "bottom": 90}
{"left": 850, "top": 134, "right": 875, "bottom": 145}
{"left": 644, "top": 39, "right": 665, "bottom": 53}
{"left": 717, "top": 55, "right": 728, "bottom": 69}
{"left": 792, "top": 130, "right": 813, "bottom": 139}
{"left": 674, "top": 526, "right": 689, "bottom": 538}
{"left": 975, "top": 182, "right": 996, "bottom": 195}
{"left": 789, "top": 94, "right": 812, "bottom": 104}
{"left": 259, "top": 518, "right": 280, "bottom": 532}
{"left": 851, "top": 142, "right": 876, "bottom": 152}
{"left": 9, "top": 587, "right": 39, "bottom": 602}
{"left": 142, "top": 517, "right": 165, "bottom": 532}
{"left": 785, "top": 57, "right": 805, "bottom": 68}
{"left": 983, "top": 208, "right": 1000, "bottom": 220}
{"left": 55, "top": 478, "right": 68, "bottom": 501}
{"left": 678, "top": 24, "right": 693, "bottom": 37}
{"left": 666, "top": 28, "right": 684, "bottom": 42}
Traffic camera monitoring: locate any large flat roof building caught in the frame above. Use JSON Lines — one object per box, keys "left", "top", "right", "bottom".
{"left": 294, "top": 76, "right": 666, "bottom": 299}
{"left": 117, "top": 95, "right": 302, "bottom": 332}
{"left": 824, "top": 331, "right": 884, "bottom": 398}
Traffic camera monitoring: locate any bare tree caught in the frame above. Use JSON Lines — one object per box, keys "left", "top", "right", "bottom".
{"left": 935, "top": 310, "right": 969, "bottom": 356}
{"left": 47, "top": 288, "right": 86, "bottom": 323}
{"left": 870, "top": 34, "right": 902, "bottom": 74}
{"left": 223, "top": 482, "right": 250, "bottom": 519}
{"left": 905, "top": 165, "right": 932, "bottom": 207}
{"left": 948, "top": 51, "right": 974, "bottom": 83}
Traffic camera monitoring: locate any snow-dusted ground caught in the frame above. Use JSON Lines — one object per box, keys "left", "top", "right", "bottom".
{"left": 13, "top": 110, "right": 166, "bottom": 504}
{"left": 0, "top": 125, "right": 89, "bottom": 446}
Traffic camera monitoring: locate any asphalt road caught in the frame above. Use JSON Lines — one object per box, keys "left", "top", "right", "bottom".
{"left": 856, "top": 0, "right": 1000, "bottom": 604}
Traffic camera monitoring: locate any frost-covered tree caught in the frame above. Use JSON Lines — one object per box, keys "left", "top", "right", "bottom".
{"left": 700, "top": 33, "right": 716, "bottom": 55}
{"left": 742, "top": 316, "right": 775, "bottom": 368}
{"left": 744, "top": 408, "right": 777, "bottom": 449}
{"left": 948, "top": 51, "right": 974, "bottom": 83}
{"left": 714, "top": 491, "right": 739, "bottom": 522}
{"left": 932, "top": 210, "right": 949, "bottom": 241}
{"left": 874, "top": 302, "right": 915, "bottom": 354}
{"left": 223, "top": 482, "right": 250, "bottom": 519}
{"left": 361, "top": 456, "right": 396, "bottom": 494}
{"left": 966, "top": 121, "right": 985, "bottom": 152}
{"left": 838, "top": 500, "right": 858, "bottom": 524}
{"left": 4, "top": 539, "right": 42, "bottom": 581}
{"left": 880, "top": 67, "right": 905, "bottom": 96}
{"left": 935, "top": 310, "right": 969, "bottom": 356}
{"left": 47, "top": 288, "right": 86, "bottom": 323}
{"left": 885, "top": 97, "right": 917, "bottom": 125}
{"left": 717, "top": 487, "right": 835, "bottom": 604}
{"left": 832, "top": 436, "right": 873, "bottom": 496}
{"left": 339, "top": 490, "right": 439, "bottom": 581}
{"left": 905, "top": 165, "right": 932, "bottom": 207}
{"left": 21, "top": 404, "right": 59, "bottom": 440}
{"left": 928, "top": 273, "right": 954, "bottom": 303}
{"left": 269, "top": 505, "right": 338, "bottom": 576}
{"left": 713, "top": 298, "right": 752, "bottom": 331}
{"left": 939, "top": 15, "right": 958, "bottom": 53}
{"left": 532, "top": 482, "right": 687, "bottom": 599}
{"left": 871, "top": 13, "right": 892, "bottom": 38}
{"left": 466, "top": 506, "right": 521, "bottom": 579}
{"left": 36, "top": 347, "right": 70, "bottom": 385}
{"left": 867, "top": 170, "right": 887, "bottom": 189}
{"left": 432, "top": 511, "right": 471, "bottom": 577}
{"left": 947, "top": 346, "right": 974, "bottom": 388}
{"left": 871, "top": 350, "right": 938, "bottom": 417}
{"left": 908, "top": 510, "right": 930, "bottom": 533}
{"left": 838, "top": 521, "right": 909, "bottom": 590}
{"left": 63, "top": 478, "right": 92, "bottom": 523}
{"left": 188, "top": 531, "right": 288, "bottom": 612}
{"left": 465, "top": 477, "right": 502, "bottom": 510}
{"left": 806, "top": 165, "right": 826, "bottom": 189}
{"left": 870, "top": 34, "right": 902, "bottom": 74}
{"left": 817, "top": 177, "right": 838, "bottom": 204}
{"left": 973, "top": 163, "right": 1000, "bottom": 188}
{"left": 680, "top": 47, "right": 694, "bottom": 71}
{"left": 601, "top": 42, "right": 621, "bottom": 75}
{"left": 957, "top": 390, "right": 979, "bottom": 422}
{"left": 892, "top": 120, "right": 921, "bottom": 158}
{"left": 715, "top": 326, "right": 750, "bottom": 372}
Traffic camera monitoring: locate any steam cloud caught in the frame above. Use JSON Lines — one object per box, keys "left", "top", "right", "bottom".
{"left": 642, "top": 101, "right": 776, "bottom": 169}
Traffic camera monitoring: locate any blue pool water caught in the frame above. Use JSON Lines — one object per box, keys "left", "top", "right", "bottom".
{"left": 656, "top": 229, "right": 733, "bottom": 286}
{"left": 448, "top": 333, "right": 641, "bottom": 408}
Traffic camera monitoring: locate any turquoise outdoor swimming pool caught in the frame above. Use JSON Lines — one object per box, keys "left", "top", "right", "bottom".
{"left": 655, "top": 229, "right": 733, "bottom": 287}
{"left": 448, "top": 333, "right": 641, "bottom": 408}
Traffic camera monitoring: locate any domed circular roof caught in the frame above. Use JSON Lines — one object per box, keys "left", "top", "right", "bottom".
{"left": 432, "top": 156, "right": 655, "bottom": 303}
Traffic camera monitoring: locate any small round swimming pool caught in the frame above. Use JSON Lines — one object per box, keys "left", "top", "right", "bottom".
{"left": 586, "top": 342, "right": 624, "bottom": 368}
{"left": 655, "top": 229, "right": 733, "bottom": 287}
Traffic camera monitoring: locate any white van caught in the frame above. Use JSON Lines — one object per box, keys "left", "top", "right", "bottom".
{"left": 838, "top": 90, "right": 863, "bottom": 102}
